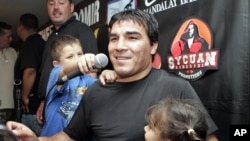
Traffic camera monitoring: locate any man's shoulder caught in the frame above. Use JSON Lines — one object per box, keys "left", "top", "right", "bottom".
{"left": 7, "top": 47, "right": 17, "bottom": 53}
{"left": 67, "top": 18, "right": 90, "bottom": 28}
{"left": 151, "top": 69, "right": 186, "bottom": 81}
{"left": 6, "top": 47, "right": 17, "bottom": 57}
{"left": 148, "top": 69, "right": 190, "bottom": 88}
{"left": 25, "top": 34, "right": 46, "bottom": 45}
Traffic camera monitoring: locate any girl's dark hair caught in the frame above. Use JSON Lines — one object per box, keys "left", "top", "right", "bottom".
{"left": 145, "top": 98, "right": 208, "bottom": 141}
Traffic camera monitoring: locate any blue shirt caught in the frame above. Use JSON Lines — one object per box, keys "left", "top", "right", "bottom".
{"left": 40, "top": 65, "right": 97, "bottom": 136}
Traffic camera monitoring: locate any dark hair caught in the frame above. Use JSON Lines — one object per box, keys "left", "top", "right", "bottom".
{"left": 108, "top": 9, "right": 158, "bottom": 45}
{"left": 50, "top": 34, "right": 81, "bottom": 61}
{"left": 47, "top": 0, "right": 73, "bottom": 4}
{"left": 145, "top": 98, "right": 208, "bottom": 141}
{"left": 19, "top": 13, "right": 39, "bottom": 31}
{"left": 0, "top": 22, "right": 12, "bottom": 36}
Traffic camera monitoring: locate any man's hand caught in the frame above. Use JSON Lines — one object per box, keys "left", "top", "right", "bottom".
{"left": 22, "top": 96, "right": 30, "bottom": 113}
{"left": 6, "top": 121, "right": 38, "bottom": 141}
{"left": 36, "top": 101, "right": 44, "bottom": 125}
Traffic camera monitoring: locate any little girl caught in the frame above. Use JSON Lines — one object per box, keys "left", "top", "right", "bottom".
{"left": 144, "top": 98, "right": 208, "bottom": 141}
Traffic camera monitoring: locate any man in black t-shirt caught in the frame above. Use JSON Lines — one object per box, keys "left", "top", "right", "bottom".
{"left": 14, "top": 13, "right": 45, "bottom": 135}
{"left": 7, "top": 9, "right": 218, "bottom": 141}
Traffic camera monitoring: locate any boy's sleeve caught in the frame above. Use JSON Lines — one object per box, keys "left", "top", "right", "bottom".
{"left": 46, "top": 66, "right": 62, "bottom": 96}
{"left": 63, "top": 89, "right": 92, "bottom": 140}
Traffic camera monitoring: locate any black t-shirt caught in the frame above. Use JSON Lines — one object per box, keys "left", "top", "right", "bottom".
{"left": 64, "top": 69, "right": 218, "bottom": 141}
{"left": 14, "top": 34, "right": 45, "bottom": 114}
{"left": 38, "top": 16, "right": 98, "bottom": 99}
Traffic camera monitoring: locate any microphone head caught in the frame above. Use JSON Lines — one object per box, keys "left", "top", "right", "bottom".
{"left": 94, "top": 53, "right": 109, "bottom": 69}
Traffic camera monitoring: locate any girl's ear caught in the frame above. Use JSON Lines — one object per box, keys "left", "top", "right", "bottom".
{"left": 52, "top": 60, "right": 59, "bottom": 67}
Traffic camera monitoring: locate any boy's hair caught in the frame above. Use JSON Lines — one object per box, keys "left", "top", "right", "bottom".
{"left": 145, "top": 98, "right": 208, "bottom": 141}
{"left": 108, "top": 9, "right": 158, "bottom": 46}
{"left": 50, "top": 34, "right": 81, "bottom": 61}
{"left": 19, "top": 13, "right": 39, "bottom": 31}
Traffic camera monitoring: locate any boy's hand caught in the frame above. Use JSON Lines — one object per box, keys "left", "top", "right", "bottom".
{"left": 99, "top": 70, "right": 117, "bottom": 85}
{"left": 78, "top": 53, "right": 98, "bottom": 74}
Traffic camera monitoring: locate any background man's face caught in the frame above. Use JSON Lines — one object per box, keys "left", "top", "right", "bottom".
{"left": 0, "top": 30, "right": 12, "bottom": 49}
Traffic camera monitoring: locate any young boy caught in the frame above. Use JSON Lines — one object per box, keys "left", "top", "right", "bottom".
{"left": 144, "top": 98, "right": 208, "bottom": 141}
{"left": 40, "top": 35, "right": 115, "bottom": 136}
{"left": 6, "top": 9, "right": 217, "bottom": 141}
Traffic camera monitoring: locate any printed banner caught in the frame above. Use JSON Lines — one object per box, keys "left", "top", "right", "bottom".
{"left": 39, "top": 0, "right": 250, "bottom": 140}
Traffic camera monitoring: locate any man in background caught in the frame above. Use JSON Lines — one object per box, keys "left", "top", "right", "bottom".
{"left": 14, "top": 13, "right": 45, "bottom": 135}
{"left": 0, "top": 22, "right": 17, "bottom": 124}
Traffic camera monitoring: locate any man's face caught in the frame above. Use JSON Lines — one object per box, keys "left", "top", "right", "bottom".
{"left": 0, "top": 29, "right": 13, "bottom": 49}
{"left": 17, "top": 23, "right": 24, "bottom": 41}
{"left": 108, "top": 20, "right": 157, "bottom": 82}
{"left": 47, "top": 0, "right": 74, "bottom": 29}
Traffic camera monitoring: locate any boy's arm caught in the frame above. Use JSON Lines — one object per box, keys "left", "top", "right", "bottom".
{"left": 99, "top": 69, "right": 117, "bottom": 85}
{"left": 88, "top": 72, "right": 97, "bottom": 78}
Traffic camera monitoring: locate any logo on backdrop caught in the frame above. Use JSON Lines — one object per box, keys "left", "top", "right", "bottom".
{"left": 145, "top": 0, "right": 157, "bottom": 6}
{"left": 107, "top": 0, "right": 137, "bottom": 23}
{"left": 167, "top": 18, "right": 219, "bottom": 81}
{"left": 142, "top": 0, "right": 199, "bottom": 14}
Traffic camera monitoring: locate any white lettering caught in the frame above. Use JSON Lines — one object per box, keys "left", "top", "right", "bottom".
{"left": 39, "top": 25, "right": 53, "bottom": 41}
{"left": 183, "top": 55, "right": 188, "bottom": 64}
{"left": 74, "top": 0, "right": 100, "bottom": 26}
{"left": 178, "top": 70, "right": 202, "bottom": 80}
{"left": 168, "top": 57, "right": 175, "bottom": 69}
{"left": 167, "top": 51, "right": 219, "bottom": 70}
{"left": 143, "top": 0, "right": 198, "bottom": 14}
{"left": 234, "top": 129, "right": 241, "bottom": 136}
{"left": 197, "top": 53, "right": 205, "bottom": 63}
{"left": 234, "top": 129, "right": 247, "bottom": 136}
{"left": 205, "top": 51, "right": 217, "bottom": 66}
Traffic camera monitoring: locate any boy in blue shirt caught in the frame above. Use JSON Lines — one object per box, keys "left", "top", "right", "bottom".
{"left": 40, "top": 35, "right": 115, "bottom": 136}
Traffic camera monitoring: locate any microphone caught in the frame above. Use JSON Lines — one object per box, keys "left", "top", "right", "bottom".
{"left": 56, "top": 53, "right": 108, "bottom": 85}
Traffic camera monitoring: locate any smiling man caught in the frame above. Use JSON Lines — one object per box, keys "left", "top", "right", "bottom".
{"left": 7, "top": 9, "right": 218, "bottom": 141}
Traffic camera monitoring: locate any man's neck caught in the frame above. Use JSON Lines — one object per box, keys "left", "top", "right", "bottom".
{"left": 23, "top": 31, "right": 37, "bottom": 41}
{"left": 116, "top": 66, "right": 152, "bottom": 82}
{"left": 54, "top": 16, "right": 73, "bottom": 30}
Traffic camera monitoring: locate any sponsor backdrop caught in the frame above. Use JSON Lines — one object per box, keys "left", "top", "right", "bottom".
{"left": 39, "top": 0, "right": 249, "bottom": 140}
